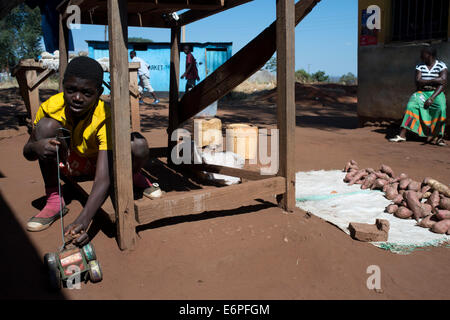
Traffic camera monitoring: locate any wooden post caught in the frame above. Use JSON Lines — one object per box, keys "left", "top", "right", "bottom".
{"left": 108, "top": 0, "right": 137, "bottom": 250}
{"left": 129, "top": 68, "right": 141, "bottom": 132}
{"left": 58, "top": 11, "right": 69, "bottom": 92}
{"left": 25, "top": 70, "right": 40, "bottom": 122}
{"left": 276, "top": 0, "right": 296, "bottom": 212}
{"left": 167, "top": 26, "right": 181, "bottom": 162}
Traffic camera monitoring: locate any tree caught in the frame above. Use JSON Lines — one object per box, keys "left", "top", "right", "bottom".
{"left": 311, "top": 70, "right": 329, "bottom": 83}
{"left": 295, "top": 69, "right": 312, "bottom": 83}
{"left": 339, "top": 72, "right": 357, "bottom": 85}
{"left": 0, "top": 4, "right": 42, "bottom": 71}
{"left": 264, "top": 55, "right": 277, "bottom": 73}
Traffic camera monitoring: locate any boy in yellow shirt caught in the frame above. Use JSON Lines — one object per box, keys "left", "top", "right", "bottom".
{"left": 23, "top": 56, "right": 161, "bottom": 246}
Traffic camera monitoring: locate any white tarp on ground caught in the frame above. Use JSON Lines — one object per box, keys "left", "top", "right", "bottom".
{"left": 295, "top": 170, "right": 450, "bottom": 254}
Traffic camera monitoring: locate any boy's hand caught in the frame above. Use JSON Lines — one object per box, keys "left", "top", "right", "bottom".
{"left": 64, "top": 222, "right": 90, "bottom": 247}
{"left": 181, "top": 73, "right": 185, "bottom": 79}
{"left": 33, "top": 138, "right": 61, "bottom": 160}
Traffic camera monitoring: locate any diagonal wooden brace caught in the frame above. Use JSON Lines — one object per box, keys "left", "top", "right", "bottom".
{"left": 176, "top": 0, "right": 320, "bottom": 126}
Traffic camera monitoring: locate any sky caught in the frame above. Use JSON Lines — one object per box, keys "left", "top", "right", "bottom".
{"left": 68, "top": 0, "right": 358, "bottom": 77}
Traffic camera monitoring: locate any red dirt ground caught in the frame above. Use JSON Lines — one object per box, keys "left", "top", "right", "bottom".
{"left": 0, "top": 83, "right": 449, "bottom": 300}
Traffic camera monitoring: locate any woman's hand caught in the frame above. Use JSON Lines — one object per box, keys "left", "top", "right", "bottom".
{"left": 424, "top": 98, "right": 434, "bottom": 108}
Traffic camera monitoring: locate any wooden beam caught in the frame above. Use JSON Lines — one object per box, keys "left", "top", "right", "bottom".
{"left": 25, "top": 70, "right": 41, "bottom": 123}
{"left": 168, "top": 26, "right": 181, "bottom": 161}
{"left": 178, "top": 0, "right": 252, "bottom": 26}
{"left": 108, "top": 0, "right": 137, "bottom": 250}
{"left": 176, "top": 0, "right": 320, "bottom": 126}
{"left": 177, "top": 163, "right": 275, "bottom": 181}
{"left": 135, "top": 176, "right": 286, "bottom": 224}
{"left": 276, "top": 0, "right": 296, "bottom": 212}
{"left": 15, "top": 69, "right": 40, "bottom": 122}
{"left": 58, "top": 11, "right": 69, "bottom": 92}
{"left": 28, "top": 69, "right": 56, "bottom": 91}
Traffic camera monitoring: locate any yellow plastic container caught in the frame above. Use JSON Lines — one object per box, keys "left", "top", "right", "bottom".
{"left": 194, "top": 118, "right": 223, "bottom": 148}
{"left": 226, "top": 123, "right": 258, "bottom": 160}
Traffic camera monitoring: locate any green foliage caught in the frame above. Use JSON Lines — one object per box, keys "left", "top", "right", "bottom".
{"left": 339, "top": 72, "right": 357, "bottom": 85}
{"left": 311, "top": 70, "right": 329, "bottom": 83}
{"left": 128, "top": 37, "right": 153, "bottom": 43}
{"left": 295, "top": 69, "right": 312, "bottom": 83}
{"left": 0, "top": 4, "right": 42, "bottom": 70}
{"left": 264, "top": 55, "right": 277, "bottom": 73}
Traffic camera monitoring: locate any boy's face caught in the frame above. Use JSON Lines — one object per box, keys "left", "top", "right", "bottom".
{"left": 183, "top": 47, "right": 190, "bottom": 54}
{"left": 63, "top": 75, "right": 103, "bottom": 118}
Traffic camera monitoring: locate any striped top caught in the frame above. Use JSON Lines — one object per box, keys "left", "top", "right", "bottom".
{"left": 416, "top": 60, "right": 447, "bottom": 80}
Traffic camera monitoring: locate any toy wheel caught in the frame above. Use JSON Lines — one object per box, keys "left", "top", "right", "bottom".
{"left": 44, "top": 253, "right": 61, "bottom": 290}
{"left": 82, "top": 243, "right": 96, "bottom": 262}
{"left": 88, "top": 260, "right": 103, "bottom": 283}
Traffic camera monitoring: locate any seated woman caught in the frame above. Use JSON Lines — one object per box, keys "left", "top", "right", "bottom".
{"left": 23, "top": 56, "right": 161, "bottom": 246}
{"left": 390, "top": 47, "right": 447, "bottom": 146}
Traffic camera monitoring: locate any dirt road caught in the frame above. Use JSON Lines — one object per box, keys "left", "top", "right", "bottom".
{"left": 1, "top": 84, "right": 449, "bottom": 299}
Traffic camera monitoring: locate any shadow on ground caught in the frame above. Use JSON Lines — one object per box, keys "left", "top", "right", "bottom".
{"left": 0, "top": 190, "right": 66, "bottom": 299}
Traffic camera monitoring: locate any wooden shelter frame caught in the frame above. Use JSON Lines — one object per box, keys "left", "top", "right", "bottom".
{"left": 9, "top": 0, "right": 321, "bottom": 250}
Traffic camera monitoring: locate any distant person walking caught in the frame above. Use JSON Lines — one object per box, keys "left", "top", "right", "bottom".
{"left": 181, "top": 45, "right": 200, "bottom": 92}
{"left": 390, "top": 47, "right": 447, "bottom": 146}
{"left": 130, "top": 50, "right": 159, "bottom": 105}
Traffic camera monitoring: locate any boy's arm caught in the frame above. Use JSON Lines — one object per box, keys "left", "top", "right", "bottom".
{"left": 64, "top": 149, "right": 112, "bottom": 246}
{"left": 23, "top": 126, "right": 60, "bottom": 161}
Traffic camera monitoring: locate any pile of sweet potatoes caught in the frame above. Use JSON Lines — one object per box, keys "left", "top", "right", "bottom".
{"left": 343, "top": 160, "right": 450, "bottom": 235}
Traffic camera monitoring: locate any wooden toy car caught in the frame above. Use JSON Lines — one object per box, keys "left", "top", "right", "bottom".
{"left": 44, "top": 242, "right": 102, "bottom": 289}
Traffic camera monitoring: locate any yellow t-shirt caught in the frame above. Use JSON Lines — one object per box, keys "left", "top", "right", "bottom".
{"left": 34, "top": 92, "right": 112, "bottom": 158}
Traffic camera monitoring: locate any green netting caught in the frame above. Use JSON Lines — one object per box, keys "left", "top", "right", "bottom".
{"left": 375, "top": 241, "right": 450, "bottom": 255}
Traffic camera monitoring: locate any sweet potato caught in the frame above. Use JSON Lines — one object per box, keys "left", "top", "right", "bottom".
{"left": 343, "top": 171, "right": 356, "bottom": 183}
{"left": 424, "top": 178, "right": 450, "bottom": 197}
{"left": 348, "top": 170, "right": 368, "bottom": 186}
{"left": 404, "top": 190, "right": 426, "bottom": 221}
{"left": 385, "top": 183, "right": 399, "bottom": 200}
{"left": 435, "top": 210, "right": 450, "bottom": 221}
{"left": 392, "top": 194, "right": 404, "bottom": 205}
{"left": 421, "top": 185, "right": 431, "bottom": 194}
{"left": 399, "top": 178, "right": 412, "bottom": 190}
{"left": 439, "top": 196, "right": 450, "bottom": 210}
{"left": 392, "top": 173, "right": 408, "bottom": 183}
{"left": 385, "top": 204, "right": 398, "bottom": 214}
{"left": 366, "top": 168, "right": 375, "bottom": 174}
{"left": 344, "top": 160, "right": 359, "bottom": 172}
{"left": 361, "top": 174, "right": 377, "bottom": 190}
{"left": 426, "top": 190, "right": 440, "bottom": 208}
{"left": 407, "top": 180, "right": 421, "bottom": 192}
{"left": 372, "top": 179, "right": 388, "bottom": 190}
{"left": 395, "top": 206, "right": 413, "bottom": 219}
{"left": 417, "top": 214, "right": 438, "bottom": 228}
{"left": 375, "top": 172, "right": 390, "bottom": 180}
{"left": 380, "top": 164, "right": 395, "bottom": 177}
{"left": 431, "top": 219, "right": 450, "bottom": 234}
{"left": 421, "top": 203, "right": 432, "bottom": 216}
